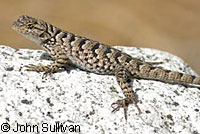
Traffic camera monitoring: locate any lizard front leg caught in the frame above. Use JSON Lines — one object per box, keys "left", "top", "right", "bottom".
{"left": 25, "top": 58, "right": 69, "bottom": 76}
{"left": 111, "top": 67, "right": 141, "bottom": 120}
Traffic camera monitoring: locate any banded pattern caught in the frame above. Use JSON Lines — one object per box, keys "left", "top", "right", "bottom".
{"left": 12, "top": 15, "right": 200, "bottom": 120}
{"left": 137, "top": 63, "right": 200, "bottom": 85}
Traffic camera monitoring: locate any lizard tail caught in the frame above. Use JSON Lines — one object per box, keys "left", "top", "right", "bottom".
{"left": 138, "top": 66, "right": 200, "bottom": 86}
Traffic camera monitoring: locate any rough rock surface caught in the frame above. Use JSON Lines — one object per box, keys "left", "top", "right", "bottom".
{"left": 0, "top": 45, "right": 199, "bottom": 134}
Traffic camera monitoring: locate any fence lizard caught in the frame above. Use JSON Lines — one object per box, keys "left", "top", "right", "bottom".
{"left": 12, "top": 15, "right": 200, "bottom": 120}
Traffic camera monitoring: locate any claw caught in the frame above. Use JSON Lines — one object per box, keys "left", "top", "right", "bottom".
{"left": 111, "top": 102, "right": 121, "bottom": 113}
{"left": 42, "top": 69, "right": 54, "bottom": 78}
{"left": 131, "top": 98, "right": 142, "bottom": 114}
{"left": 42, "top": 71, "right": 50, "bottom": 78}
{"left": 24, "top": 64, "right": 42, "bottom": 72}
{"left": 111, "top": 98, "right": 141, "bottom": 120}
{"left": 111, "top": 99, "right": 128, "bottom": 120}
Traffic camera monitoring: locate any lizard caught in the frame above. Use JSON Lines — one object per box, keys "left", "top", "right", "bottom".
{"left": 12, "top": 15, "right": 200, "bottom": 120}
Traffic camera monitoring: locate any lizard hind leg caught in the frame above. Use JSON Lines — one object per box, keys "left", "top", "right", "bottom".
{"left": 111, "top": 67, "right": 141, "bottom": 120}
{"left": 140, "top": 57, "right": 163, "bottom": 65}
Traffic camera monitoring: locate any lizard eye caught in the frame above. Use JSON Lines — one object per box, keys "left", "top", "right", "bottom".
{"left": 27, "top": 23, "right": 34, "bottom": 29}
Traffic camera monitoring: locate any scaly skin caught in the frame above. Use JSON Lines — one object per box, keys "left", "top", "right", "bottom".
{"left": 12, "top": 15, "right": 200, "bottom": 120}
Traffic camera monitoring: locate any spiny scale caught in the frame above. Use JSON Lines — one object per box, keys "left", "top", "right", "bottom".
{"left": 12, "top": 15, "right": 200, "bottom": 120}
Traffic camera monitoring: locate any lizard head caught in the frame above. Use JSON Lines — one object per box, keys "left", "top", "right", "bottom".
{"left": 12, "top": 15, "right": 51, "bottom": 44}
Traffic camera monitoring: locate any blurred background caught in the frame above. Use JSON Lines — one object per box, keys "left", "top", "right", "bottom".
{"left": 1, "top": 0, "right": 200, "bottom": 74}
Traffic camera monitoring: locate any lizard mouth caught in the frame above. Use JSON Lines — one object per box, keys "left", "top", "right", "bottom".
{"left": 12, "top": 20, "right": 23, "bottom": 31}
{"left": 12, "top": 20, "right": 30, "bottom": 37}
{"left": 12, "top": 15, "right": 28, "bottom": 32}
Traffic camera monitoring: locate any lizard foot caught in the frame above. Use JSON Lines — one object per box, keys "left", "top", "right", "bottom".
{"left": 141, "top": 57, "right": 163, "bottom": 65}
{"left": 24, "top": 64, "right": 59, "bottom": 77}
{"left": 111, "top": 98, "right": 141, "bottom": 120}
{"left": 25, "top": 64, "right": 46, "bottom": 72}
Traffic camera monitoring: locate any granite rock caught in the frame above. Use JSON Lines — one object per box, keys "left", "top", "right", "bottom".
{"left": 0, "top": 45, "right": 199, "bottom": 134}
